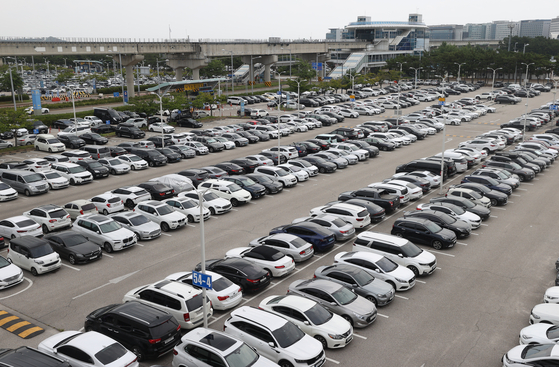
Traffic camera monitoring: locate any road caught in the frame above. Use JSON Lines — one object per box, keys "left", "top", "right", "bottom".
{"left": 0, "top": 88, "right": 556, "bottom": 367}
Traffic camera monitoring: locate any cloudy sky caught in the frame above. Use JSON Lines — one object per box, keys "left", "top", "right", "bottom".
{"left": 2, "top": 0, "right": 557, "bottom": 40}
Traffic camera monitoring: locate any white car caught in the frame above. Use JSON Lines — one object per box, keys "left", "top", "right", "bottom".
{"left": 163, "top": 197, "right": 211, "bottom": 223}
{"left": 259, "top": 294, "right": 353, "bottom": 349}
{"left": 446, "top": 187, "right": 491, "bottom": 208}
{"left": 214, "top": 136, "right": 236, "bottom": 150}
{"left": 0, "top": 255, "right": 24, "bottom": 290}
{"left": 456, "top": 146, "right": 488, "bottom": 161}
{"left": 249, "top": 233, "right": 314, "bottom": 263}
{"left": 106, "top": 186, "right": 151, "bottom": 209}
{"left": 393, "top": 171, "right": 441, "bottom": 188}
{"left": 25, "top": 106, "right": 50, "bottom": 114}
{"left": 310, "top": 203, "right": 371, "bottom": 229}
{"left": 328, "top": 149, "right": 359, "bottom": 164}
{"left": 519, "top": 323, "right": 559, "bottom": 344}
{"left": 245, "top": 154, "right": 274, "bottom": 166}
{"left": 172, "top": 328, "right": 278, "bottom": 367}
{"left": 84, "top": 116, "right": 103, "bottom": 126}
{"left": 60, "top": 150, "right": 92, "bottom": 163}
{"left": 166, "top": 271, "right": 243, "bottom": 310}
{"left": 225, "top": 246, "right": 295, "bottom": 277}
{"left": 416, "top": 202, "right": 481, "bottom": 229}
{"left": 23, "top": 205, "right": 72, "bottom": 233}
{"left": 50, "top": 162, "right": 93, "bottom": 185}
{"left": 277, "top": 163, "right": 309, "bottom": 182}
{"left": 133, "top": 201, "right": 187, "bottom": 232}
{"left": 223, "top": 306, "right": 325, "bottom": 367}
{"left": 330, "top": 143, "right": 369, "bottom": 161}
{"left": 383, "top": 179, "right": 423, "bottom": 200}
{"left": 458, "top": 139, "right": 499, "bottom": 153}
{"left": 261, "top": 146, "right": 299, "bottom": 160}
{"left": 0, "top": 182, "right": 18, "bottom": 201}
{"left": 118, "top": 154, "right": 149, "bottom": 170}
{"left": 179, "top": 190, "right": 232, "bottom": 215}
{"left": 254, "top": 166, "right": 297, "bottom": 187}
{"left": 149, "top": 122, "right": 175, "bottom": 133}
{"left": 334, "top": 251, "right": 416, "bottom": 291}
{"left": 37, "top": 170, "right": 70, "bottom": 190}
{"left": 98, "top": 158, "right": 131, "bottom": 175}
{"left": 90, "top": 193, "right": 125, "bottom": 215}
{"left": 73, "top": 214, "right": 137, "bottom": 252}
{"left": 546, "top": 287, "right": 559, "bottom": 304}
{"left": 34, "top": 136, "right": 65, "bottom": 152}
{"left": 368, "top": 182, "right": 411, "bottom": 204}
{"left": 198, "top": 179, "right": 252, "bottom": 207}
{"left": 530, "top": 304, "right": 559, "bottom": 325}
{"left": 502, "top": 344, "right": 559, "bottom": 367}
{"left": 288, "top": 159, "right": 319, "bottom": 176}
{"left": 38, "top": 331, "right": 139, "bottom": 367}
{"left": 109, "top": 212, "right": 161, "bottom": 241}
{"left": 23, "top": 158, "right": 51, "bottom": 172}
{"left": 0, "top": 216, "right": 42, "bottom": 239}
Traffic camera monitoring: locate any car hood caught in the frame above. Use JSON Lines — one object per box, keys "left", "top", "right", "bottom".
{"left": 134, "top": 221, "right": 161, "bottom": 233}
{"left": 345, "top": 294, "right": 377, "bottom": 316}
{"left": 282, "top": 334, "right": 323, "bottom": 361}
{"left": 0, "top": 262, "right": 22, "bottom": 282}
{"left": 519, "top": 323, "right": 552, "bottom": 343}
{"left": 413, "top": 250, "right": 437, "bottom": 265}
{"left": 102, "top": 227, "right": 135, "bottom": 240}
{"left": 366, "top": 278, "right": 394, "bottom": 295}
{"left": 533, "top": 303, "right": 559, "bottom": 321}
{"left": 70, "top": 241, "right": 101, "bottom": 254}
{"left": 386, "top": 265, "right": 415, "bottom": 281}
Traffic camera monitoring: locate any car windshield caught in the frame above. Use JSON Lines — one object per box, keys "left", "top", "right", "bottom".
{"left": 228, "top": 184, "right": 242, "bottom": 192}
{"left": 0, "top": 183, "right": 10, "bottom": 190}
{"left": 68, "top": 166, "right": 86, "bottom": 173}
{"left": 376, "top": 257, "right": 398, "bottom": 272}
{"left": 129, "top": 155, "right": 141, "bottom": 162}
{"left": 254, "top": 175, "right": 272, "bottom": 183}
{"left": 129, "top": 215, "right": 150, "bottom": 226}
{"left": 44, "top": 172, "right": 62, "bottom": 179}
{"left": 108, "top": 159, "right": 121, "bottom": 165}
{"left": 304, "top": 303, "right": 333, "bottom": 325}
{"left": 296, "top": 160, "right": 311, "bottom": 167}
{"left": 289, "top": 165, "right": 302, "bottom": 172}
{"left": 204, "top": 192, "right": 219, "bottom": 201}
{"left": 521, "top": 344, "right": 554, "bottom": 359}
{"left": 23, "top": 174, "right": 43, "bottom": 183}
{"left": 156, "top": 205, "right": 173, "bottom": 215}
{"left": 509, "top": 162, "right": 522, "bottom": 169}
{"left": 99, "top": 221, "right": 121, "bottom": 233}
{"left": 180, "top": 200, "right": 197, "bottom": 209}
{"left": 331, "top": 286, "right": 357, "bottom": 305}
{"left": 28, "top": 243, "right": 53, "bottom": 258}
{"left": 0, "top": 256, "right": 10, "bottom": 269}
{"left": 425, "top": 220, "right": 443, "bottom": 232}
{"left": 238, "top": 178, "right": 256, "bottom": 186}
{"left": 400, "top": 241, "right": 423, "bottom": 257}
{"left": 89, "top": 162, "right": 103, "bottom": 169}
{"left": 547, "top": 325, "right": 559, "bottom": 339}
{"left": 271, "top": 321, "right": 305, "bottom": 348}
{"left": 225, "top": 343, "right": 259, "bottom": 367}
{"left": 351, "top": 269, "right": 375, "bottom": 286}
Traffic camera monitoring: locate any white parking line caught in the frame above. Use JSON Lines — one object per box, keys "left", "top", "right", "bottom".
{"left": 161, "top": 233, "right": 172, "bottom": 237}
{"left": 308, "top": 179, "right": 318, "bottom": 181}
{"left": 457, "top": 242, "right": 468, "bottom": 246}
{"left": 523, "top": 183, "right": 535, "bottom": 185}
{"left": 231, "top": 209, "right": 238, "bottom": 212}
{"left": 378, "top": 313, "right": 389, "bottom": 318}
{"left": 470, "top": 233, "right": 479, "bottom": 236}
{"left": 352, "top": 333, "right": 367, "bottom": 340}
{"left": 102, "top": 254, "right": 114, "bottom": 258}
{"left": 186, "top": 224, "right": 196, "bottom": 228}
{"left": 516, "top": 188, "right": 528, "bottom": 191}
{"left": 61, "top": 263, "right": 80, "bottom": 271}
{"left": 395, "top": 295, "right": 409, "bottom": 300}
{"left": 436, "top": 267, "right": 442, "bottom": 270}
{"left": 326, "top": 357, "right": 340, "bottom": 364}
{"left": 479, "top": 223, "right": 488, "bottom": 226}
{"left": 508, "top": 201, "right": 514, "bottom": 203}
{"left": 490, "top": 215, "right": 498, "bottom": 218}
{"left": 283, "top": 189, "right": 291, "bottom": 192}
{"left": 415, "top": 280, "right": 426, "bottom": 284}
{"left": 135, "top": 243, "right": 144, "bottom": 247}
{"left": 430, "top": 250, "right": 455, "bottom": 257}
{"left": 511, "top": 194, "right": 521, "bottom": 197}
{"left": 492, "top": 207, "right": 506, "bottom": 210}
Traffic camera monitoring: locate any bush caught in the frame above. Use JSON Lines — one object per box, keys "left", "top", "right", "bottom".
{"left": 0, "top": 94, "right": 29, "bottom": 102}
{"left": 96, "top": 84, "right": 157, "bottom": 95}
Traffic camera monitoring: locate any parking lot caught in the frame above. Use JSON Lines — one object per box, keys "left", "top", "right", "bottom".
{"left": 0, "top": 86, "right": 557, "bottom": 367}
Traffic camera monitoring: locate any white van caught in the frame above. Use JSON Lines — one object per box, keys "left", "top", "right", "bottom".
{"left": 352, "top": 231, "right": 437, "bottom": 276}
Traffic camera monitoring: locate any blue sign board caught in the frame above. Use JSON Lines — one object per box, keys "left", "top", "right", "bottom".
{"left": 192, "top": 271, "right": 212, "bottom": 290}
{"left": 123, "top": 90, "right": 128, "bottom": 103}
{"left": 312, "top": 62, "right": 323, "bottom": 71}
{"left": 31, "top": 90, "right": 42, "bottom": 111}
{"left": 40, "top": 80, "right": 44, "bottom": 88}
{"left": 550, "top": 105, "right": 558, "bottom": 111}
{"left": 33, "top": 129, "right": 39, "bottom": 134}
{"left": 438, "top": 101, "right": 446, "bottom": 106}
{"left": 324, "top": 77, "right": 332, "bottom": 80}
{"left": 240, "top": 101, "right": 245, "bottom": 114}
{"left": 106, "top": 120, "right": 111, "bottom": 125}
{"left": 113, "top": 92, "right": 120, "bottom": 98}
{"left": 277, "top": 91, "right": 282, "bottom": 95}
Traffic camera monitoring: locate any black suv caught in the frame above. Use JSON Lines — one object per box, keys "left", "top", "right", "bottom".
{"left": 57, "top": 134, "right": 86, "bottom": 149}
{"left": 84, "top": 301, "right": 181, "bottom": 361}
{"left": 114, "top": 124, "right": 145, "bottom": 139}
{"left": 176, "top": 169, "right": 209, "bottom": 187}
{"left": 127, "top": 148, "right": 167, "bottom": 167}
{"left": 76, "top": 159, "right": 110, "bottom": 179}
{"left": 0, "top": 347, "right": 70, "bottom": 367}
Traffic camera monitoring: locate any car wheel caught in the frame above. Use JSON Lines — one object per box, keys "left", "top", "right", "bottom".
{"left": 319, "top": 167, "right": 325, "bottom": 173}
{"left": 24, "top": 189, "right": 31, "bottom": 197}
{"left": 110, "top": 169, "right": 116, "bottom": 175}
{"left": 69, "top": 255, "right": 76, "bottom": 265}
{"left": 366, "top": 295, "right": 378, "bottom": 306}
{"left": 26, "top": 142, "right": 32, "bottom": 145}
{"left": 382, "top": 146, "right": 387, "bottom": 151}
{"left": 341, "top": 315, "right": 353, "bottom": 326}
{"left": 187, "top": 215, "right": 195, "bottom": 223}
{"left": 31, "top": 267, "right": 38, "bottom": 276}
{"left": 490, "top": 198, "right": 498, "bottom": 206}
{"left": 48, "top": 148, "right": 52, "bottom": 152}
{"left": 125, "top": 199, "right": 135, "bottom": 209}
{"left": 314, "top": 335, "right": 328, "bottom": 349}
{"left": 130, "top": 165, "right": 136, "bottom": 171}
{"left": 104, "top": 242, "right": 113, "bottom": 253}
{"left": 432, "top": 240, "right": 443, "bottom": 250}
{"left": 161, "top": 222, "right": 170, "bottom": 232}
{"left": 231, "top": 198, "right": 239, "bottom": 207}
{"left": 149, "top": 128, "right": 154, "bottom": 132}
{"left": 102, "top": 209, "right": 109, "bottom": 215}
{"left": 519, "top": 175, "right": 525, "bottom": 182}
{"left": 209, "top": 147, "right": 214, "bottom": 153}
{"left": 387, "top": 281, "right": 396, "bottom": 290}
{"left": 209, "top": 207, "right": 216, "bottom": 216}
{"left": 407, "top": 266, "right": 420, "bottom": 277}
{"left": 394, "top": 232, "right": 403, "bottom": 237}
{"left": 131, "top": 346, "right": 143, "bottom": 362}
{"left": 35, "top": 146, "right": 39, "bottom": 151}
{"left": 148, "top": 161, "right": 154, "bottom": 167}
{"left": 42, "top": 224, "right": 49, "bottom": 234}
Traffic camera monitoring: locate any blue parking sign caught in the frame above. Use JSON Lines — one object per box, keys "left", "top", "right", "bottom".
{"left": 192, "top": 271, "right": 212, "bottom": 290}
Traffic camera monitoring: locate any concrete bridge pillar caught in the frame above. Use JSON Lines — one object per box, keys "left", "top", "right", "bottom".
{"left": 175, "top": 67, "right": 185, "bottom": 81}
{"left": 300, "top": 53, "right": 328, "bottom": 80}
{"left": 168, "top": 56, "right": 208, "bottom": 81}
{"left": 115, "top": 55, "right": 144, "bottom": 98}
{"left": 242, "top": 55, "right": 277, "bottom": 84}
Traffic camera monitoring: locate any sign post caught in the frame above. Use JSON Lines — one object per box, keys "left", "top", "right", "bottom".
{"left": 192, "top": 271, "right": 212, "bottom": 290}
{"left": 439, "top": 97, "right": 446, "bottom": 194}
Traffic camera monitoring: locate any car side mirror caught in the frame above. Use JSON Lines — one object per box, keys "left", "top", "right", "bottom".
{"left": 398, "top": 253, "right": 403, "bottom": 258}
{"left": 268, "top": 342, "right": 276, "bottom": 348}
{"left": 303, "top": 321, "right": 310, "bottom": 326}
{"left": 374, "top": 269, "right": 380, "bottom": 273}
{"left": 330, "top": 302, "right": 337, "bottom": 306}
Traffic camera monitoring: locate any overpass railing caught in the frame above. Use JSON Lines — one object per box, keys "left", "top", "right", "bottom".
{"left": 0, "top": 37, "right": 362, "bottom": 44}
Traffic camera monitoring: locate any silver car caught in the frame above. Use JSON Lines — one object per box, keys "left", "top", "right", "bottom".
{"left": 291, "top": 214, "right": 355, "bottom": 241}
{"left": 98, "top": 158, "right": 131, "bottom": 175}
{"left": 314, "top": 264, "right": 395, "bottom": 307}
{"left": 109, "top": 212, "right": 161, "bottom": 241}
{"left": 288, "top": 278, "right": 377, "bottom": 328}
{"left": 314, "top": 152, "right": 348, "bottom": 169}
{"left": 249, "top": 233, "right": 314, "bottom": 263}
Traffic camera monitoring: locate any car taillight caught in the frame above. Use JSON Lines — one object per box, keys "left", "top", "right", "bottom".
{"left": 49, "top": 219, "right": 56, "bottom": 223}
{"left": 159, "top": 192, "right": 165, "bottom": 196}
{"left": 389, "top": 201, "right": 394, "bottom": 205}
{"left": 246, "top": 278, "right": 259, "bottom": 283}
{"left": 17, "top": 230, "right": 27, "bottom": 233}
{"left": 400, "top": 195, "right": 404, "bottom": 199}
{"left": 275, "top": 265, "right": 285, "bottom": 269}
{"left": 299, "top": 250, "right": 307, "bottom": 255}
{"left": 356, "top": 218, "right": 364, "bottom": 221}
{"left": 106, "top": 203, "right": 111, "bottom": 207}
{"left": 148, "top": 338, "right": 161, "bottom": 344}
{"left": 172, "top": 350, "right": 178, "bottom": 356}
{"left": 177, "top": 325, "right": 181, "bottom": 331}
{"left": 183, "top": 313, "right": 190, "bottom": 322}
{"left": 218, "top": 295, "right": 230, "bottom": 301}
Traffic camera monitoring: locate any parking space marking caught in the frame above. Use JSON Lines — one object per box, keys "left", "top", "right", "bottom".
{"left": 511, "top": 194, "right": 521, "bottom": 197}
{"left": 353, "top": 333, "right": 367, "bottom": 340}
{"left": 102, "top": 254, "right": 114, "bottom": 258}
{"left": 430, "top": 250, "right": 455, "bottom": 257}
{"left": 378, "top": 313, "right": 389, "bottom": 318}
{"left": 491, "top": 207, "right": 506, "bottom": 210}
{"left": 415, "top": 280, "right": 426, "bottom": 284}
{"left": 508, "top": 201, "right": 514, "bottom": 203}
{"left": 161, "top": 233, "right": 172, "bottom": 237}
{"left": 135, "top": 243, "right": 144, "bottom": 247}
{"left": 516, "top": 188, "right": 528, "bottom": 191}
{"left": 0, "top": 278, "right": 33, "bottom": 301}
{"left": 283, "top": 189, "right": 291, "bottom": 192}
{"left": 436, "top": 267, "right": 442, "bottom": 270}
{"left": 490, "top": 215, "right": 498, "bottom": 218}
{"left": 522, "top": 183, "right": 534, "bottom": 185}
{"left": 457, "top": 242, "right": 468, "bottom": 246}
{"left": 61, "top": 263, "right": 80, "bottom": 271}
{"left": 395, "top": 295, "right": 409, "bottom": 300}
{"left": 325, "top": 357, "right": 340, "bottom": 365}
{"left": 470, "top": 233, "right": 479, "bottom": 236}
{"left": 186, "top": 224, "right": 196, "bottom": 228}
{"left": 480, "top": 223, "right": 488, "bottom": 226}
{"left": 231, "top": 209, "right": 238, "bottom": 212}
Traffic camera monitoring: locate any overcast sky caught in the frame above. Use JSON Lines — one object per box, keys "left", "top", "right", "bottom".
{"left": 2, "top": 0, "right": 557, "bottom": 40}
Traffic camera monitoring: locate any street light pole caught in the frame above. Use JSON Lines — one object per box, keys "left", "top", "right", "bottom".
{"left": 523, "top": 43, "right": 529, "bottom": 54}
{"left": 454, "top": 62, "right": 465, "bottom": 83}
{"left": 487, "top": 67, "right": 503, "bottom": 95}
{"left": 396, "top": 62, "right": 403, "bottom": 118}
{"left": 521, "top": 62, "right": 535, "bottom": 88}
{"left": 196, "top": 189, "right": 209, "bottom": 329}
{"left": 223, "top": 50, "right": 234, "bottom": 93}
{"left": 523, "top": 102, "right": 528, "bottom": 142}
{"left": 410, "top": 67, "right": 423, "bottom": 90}
{"left": 250, "top": 56, "right": 262, "bottom": 96}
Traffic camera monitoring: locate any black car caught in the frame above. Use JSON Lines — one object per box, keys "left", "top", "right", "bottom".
{"left": 176, "top": 169, "right": 210, "bottom": 187}
{"left": 363, "top": 137, "right": 396, "bottom": 151}
{"left": 167, "top": 145, "right": 196, "bottom": 159}
{"left": 483, "top": 160, "right": 535, "bottom": 182}
{"left": 223, "top": 175, "right": 266, "bottom": 199}
{"left": 58, "top": 134, "right": 86, "bottom": 149}
{"left": 53, "top": 119, "right": 74, "bottom": 129}
{"left": 334, "top": 198, "right": 386, "bottom": 222}
{"left": 269, "top": 222, "right": 336, "bottom": 252}
{"left": 80, "top": 133, "right": 109, "bottom": 145}
{"left": 147, "top": 136, "right": 173, "bottom": 148}
{"left": 147, "top": 116, "right": 164, "bottom": 125}
{"left": 391, "top": 217, "right": 457, "bottom": 250}
{"left": 403, "top": 210, "right": 471, "bottom": 238}
{"left": 305, "top": 139, "right": 331, "bottom": 150}
{"left": 137, "top": 182, "right": 175, "bottom": 200}
{"left": 301, "top": 156, "right": 337, "bottom": 173}
{"left": 245, "top": 173, "right": 283, "bottom": 194}
{"left": 214, "top": 162, "right": 246, "bottom": 175}
{"left": 176, "top": 117, "right": 203, "bottom": 128}
{"left": 430, "top": 196, "right": 491, "bottom": 221}
{"left": 495, "top": 95, "right": 518, "bottom": 104}
{"left": 44, "top": 232, "right": 101, "bottom": 264}
{"left": 0, "top": 131, "right": 14, "bottom": 139}
{"left": 321, "top": 111, "right": 344, "bottom": 122}
{"left": 461, "top": 175, "right": 513, "bottom": 195}
{"left": 108, "top": 146, "right": 128, "bottom": 157}
{"left": 236, "top": 130, "right": 260, "bottom": 144}
{"left": 91, "top": 124, "right": 115, "bottom": 134}
{"left": 154, "top": 148, "right": 180, "bottom": 163}
{"left": 346, "top": 140, "right": 379, "bottom": 158}
{"left": 0, "top": 347, "right": 70, "bottom": 367}
{"left": 230, "top": 158, "right": 259, "bottom": 173}
{"left": 248, "top": 130, "right": 271, "bottom": 142}
{"left": 294, "top": 141, "right": 321, "bottom": 154}
{"left": 76, "top": 159, "right": 110, "bottom": 179}
{"left": 200, "top": 166, "right": 229, "bottom": 179}
{"left": 114, "top": 124, "right": 145, "bottom": 139}
{"left": 260, "top": 151, "right": 287, "bottom": 165}
{"left": 84, "top": 301, "right": 181, "bottom": 361}
{"left": 453, "top": 183, "right": 508, "bottom": 206}
{"left": 195, "top": 258, "right": 271, "bottom": 292}
{"left": 29, "top": 120, "right": 49, "bottom": 134}
{"left": 220, "top": 133, "right": 249, "bottom": 147}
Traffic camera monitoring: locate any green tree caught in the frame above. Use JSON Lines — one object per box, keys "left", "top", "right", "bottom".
{"left": 56, "top": 70, "right": 75, "bottom": 85}
{"left": 285, "top": 78, "right": 312, "bottom": 96}
{"left": 128, "top": 97, "right": 161, "bottom": 116}
{"left": 0, "top": 108, "right": 31, "bottom": 146}
{"left": 201, "top": 59, "right": 226, "bottom": 78}
{"left": 0, "top": 69, "right": 23, "bottom": 95}
{"left": 292, "top": 59, "right": 316, "bottom": 81}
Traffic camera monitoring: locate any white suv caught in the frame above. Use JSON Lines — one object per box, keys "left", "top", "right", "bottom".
{"left": 133, "top": 201, "right": 187, "bottom": 232}
{"left": 261, "top": 146, "right": 299, "bottom": 160}
{"left": 123, "top": 279, "right": 213, "bottom": 330}
{"left": 90, "top": 193, "right": 125, "bottom": 215}
{"left": 50, "top": 162, "right": 93, "bottom": 185}
{"left": 106, "top": 186, "right": 151, "bottom": 209}
{"left": 73, "top": 214, "right": 137, "bottom": 253}
{"left": 223, "top": 306, "right": 325, "bottom": 367}
{"left": 352, "top": 231, "right": 437, "bottom": 276}
{"left": 22, "top": 205, "right": 72, "bottom": 234}
{"left": 179, "top": 190, "right": 232, "bottom": 215}
{"left": 198, "top": 179, "right": 252, "bottom": 207}
{"left": 309, "top": 203, "right": 371, "bottom": 229}
{"left": 254, "top": 166, "right": 297, "bottom": 188}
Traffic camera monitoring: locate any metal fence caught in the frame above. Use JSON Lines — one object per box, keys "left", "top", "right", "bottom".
{"left": 0, "top": 37, "right": 359, "bottom": 44}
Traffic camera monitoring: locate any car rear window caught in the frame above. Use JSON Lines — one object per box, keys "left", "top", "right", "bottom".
{"left": 82, "top": 203, "right": 96, "bottom": 212}
{"left": 49, "top": 209, "right": 68, "bottom": 218}
{"left": 357, "top": 210, "right": 368, "bottom": 218}
{"left": 95, "top": 343, "right": 127, "bottom": 365}
{"left": 185, "top": 294, "right": 204, "bottom": 311}
{"left": 149, "top": 317, "right": 179, "bottom": 338}
{"left": 108, "top": 197, "right": 121, "bottom": 204}
{"left": 16, "top": 219, "right": 37, "bottom": 228}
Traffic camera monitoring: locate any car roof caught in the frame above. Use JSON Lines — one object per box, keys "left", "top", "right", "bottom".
{"left": 230, "top": 306, "right": 287, "bottom": 330}
{"left": 0, "top": 347, "right": 66, "bottom": 367}
{"left": 183, "top": 328, "right": 241, "bottom": 354}
{"left": 356, "top": 231, "right": 408, "bottom": 245}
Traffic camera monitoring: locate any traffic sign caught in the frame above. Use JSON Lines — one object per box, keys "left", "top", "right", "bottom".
{"left": 192, "top": 271, "right": 212, "bottom": 290}
{"left": 550, "top": 105, "right": 558, "bottom": 111}
{"left": 438, "top": 101, "right": 446, "bottom": 106}
{"left": 438, "top": 97, "right": 446, "bottom": 102}
{"left": 277, "top": 91, "right": 282, "bottom": 95}
{"left": 113, "top": 92, "right": 120, "bottom": 98}
{"left": 33, "top": 129, "right": 39, "bottom": 134}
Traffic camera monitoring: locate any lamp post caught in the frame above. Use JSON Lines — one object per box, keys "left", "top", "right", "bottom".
{"left": 222, "top": 49, "right": 234, "bottom": 93}
{"left": 454, "top": 62, "right": 465, "bottom": 83}
{"left": 396, "top": 62, "right": 404, "bottom": 117}
{"left": 410, "top": 67, "right": 423, "bottom": 90}
{"left": 521, "top": 62, "right": 535, "bottom": 88}
{"left": 523, "top": 102, "right": 528, "bottom": 142}
{"left": 348, "top": 73, "right": 356, "bottom": 108}
{"left": 291, "top": 78, "right": 302, "bottom": 114}
{"left": 119, "top": 53, "right": 125, "bottom": 105}
{"left": 487, "top": 67, "right": 503, "bottom": 95}
{"left": 523, "top": 43, "right": 529, "bottom": 54}
{"left": 275, "top": 71, "right": 286, "bottom": 163}
{"left": 281, "top": 47, "right": 292, "bottom": 77}
{"left": 250, "top": 56, "right": 262, "bottom": 95}
{"left": 196, "top": 187, "right": 211, "bottom": 329}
